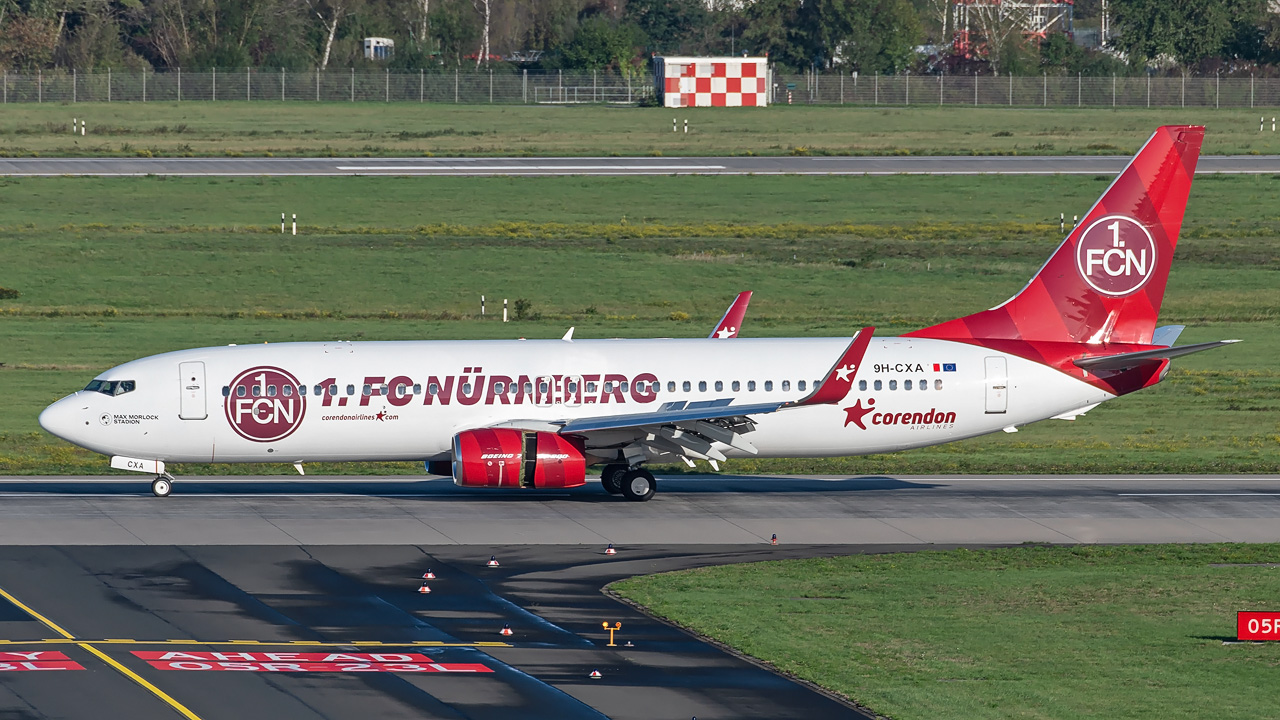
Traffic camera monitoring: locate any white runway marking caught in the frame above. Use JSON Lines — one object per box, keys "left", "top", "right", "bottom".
{"left": 1118, "top": 493, "right": 1280, "bottom": 497}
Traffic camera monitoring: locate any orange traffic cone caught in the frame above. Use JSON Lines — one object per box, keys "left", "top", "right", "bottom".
{"left": 486, "top": 556, "right": 500, "bottom": 567}
{"left": 418, "top": 583, "right": 431, "bottom": 594}
{"left": 604, "top": 543, "right": 617, "bottom": 556}
{"left": 422, "top": 569, "right": 436, "bottom": 579}
{"left": 589, "top": 669, "right": 602, "bottom": 679}
{"left": 500, "top": 624, "right": 514, "bottom": 637}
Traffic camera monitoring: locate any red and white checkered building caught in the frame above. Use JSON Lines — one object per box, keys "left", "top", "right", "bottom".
{"left": 654, "top": 57, "right": 771, "bottom": 108}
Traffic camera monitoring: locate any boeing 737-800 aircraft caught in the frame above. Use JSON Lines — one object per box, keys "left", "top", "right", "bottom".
{"left": 39, "top": 126, "right": 1237, "bottom": 500}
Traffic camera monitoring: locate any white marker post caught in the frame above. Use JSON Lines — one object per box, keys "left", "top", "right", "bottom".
{"left": 81, "top": 120, "right": 85, "bottom": 136}
{"left": 481, "top": 295, "right": 486, "bottom": 316}
{"left": 672, "top": 118, "right": 676, "bottom": 133}
{"left": 1060, "top": 213, "right": 1064, "bottom": 233}
{"left": 503, "top": 299, "right": 508, "bottom": 323}
{"left": 291, "top": 214, "right": 296, "bottom": 236}
{"left": 72, "top": 118, "right": 76, "bottom": 134}
{"left": 281, "top": 213, "right": 285, "bottom": 234}
{"left": 1273, "top": 117, "right": 1276, "bottom": 132}
{"left": 684, "top": 119, "right": 688, "bottom": 134}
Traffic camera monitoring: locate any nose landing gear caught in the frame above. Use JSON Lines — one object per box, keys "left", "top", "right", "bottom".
{"left": 151, "top": 474, "right": 174, "bottom": 497}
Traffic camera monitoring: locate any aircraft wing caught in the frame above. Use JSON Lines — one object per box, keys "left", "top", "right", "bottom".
{"left": 1073, "top": 339, "right": 1240, "bottom": 371}
{"left": 488, "top": 328, "right": 874, "bottom": 466}
{"left": 708, "top": 291, "right": 752, "bottom": 339}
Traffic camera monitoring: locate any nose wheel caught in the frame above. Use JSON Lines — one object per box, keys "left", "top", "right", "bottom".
{"left": 151, "top": 474, "right": 174, "bottom": 498}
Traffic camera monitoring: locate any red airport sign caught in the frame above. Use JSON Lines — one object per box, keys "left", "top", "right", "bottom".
{"left": 1237, "top": 612, "right": 1280, "bottom": 640}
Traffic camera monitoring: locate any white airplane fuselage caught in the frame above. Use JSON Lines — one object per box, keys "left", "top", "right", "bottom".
{"left": 41, "top": 336, "right": 1111, "bottom": 465}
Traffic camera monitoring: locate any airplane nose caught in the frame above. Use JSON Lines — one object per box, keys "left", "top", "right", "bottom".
{"left": 39, "top": 395, "right": 87, "bottom": 443}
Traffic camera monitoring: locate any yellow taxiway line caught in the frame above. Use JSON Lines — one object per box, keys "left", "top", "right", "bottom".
{"left": 0, "top": 585, "right": 205, "bottom": 720}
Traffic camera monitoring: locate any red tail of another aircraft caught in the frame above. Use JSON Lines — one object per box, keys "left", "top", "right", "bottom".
{"left": 909, "top": 125, "right": 1204, "bottom": 347}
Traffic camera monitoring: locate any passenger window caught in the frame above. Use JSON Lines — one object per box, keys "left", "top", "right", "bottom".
{"left": 495, "top": 382, "right": 506, "bottom": 394}
{"left": 221, "top": 386, "right": 230, "bottom": 397}
{"left": 251, "top": 385, "right": 261, "bottom": 397}
{"left": 237, "top": 386, "right": 247, "bottom": 397}
{"left": 667, "top": 381, "right": 676, "bottom": 392}
{"left": 603, "top": 381, "right": 613, "bottom": 393}
{"left": 463, "top": 382, "right": 473, "bottom": 395}
{"left": 920, "top": 379, "right": 927, "bottom": 391}
{"left": 345, "top": 384, "right": 355, "bottom": 396}
{"left": 732, "top": 380, "right": 740, "bottom": 392}
{"left": 428, "top": 383, "right": 439, "bottom": 396}
{"left": 782, "top": 380, "right": 790, "bottom": 391}
{"left": 764, "top": 380, "right": 773, "bottom": 391}
{"left": 361, "top": 384, "right": 371, "bottom": 396}
{"left": 935, "top": 379, "right": 943, "bottom": 390}
{"left": 524, "top": 382, "right": 533, "bottom": 394}
{"left": 620, "top": 382, "right": 629, "bottom": 393}
{"left": 538, "top": 381, "right": 548, "bottom": 394}
{"left": 380, "top": 384, "right": 388, "bottom": 395}
{"left": 413, "top": 383, "right": 422, "bottom": 395}
{"left": 859, "top": 380, "right": 867, "bottom": 391}
{"left": 904, "top": 380, "right": 912, "bottom": 390}
{"left": 683, "top": 381, "right": 691, "bottom": 392}
{"left": 298, "top": 385, "right": 307, "bottom": 396}
{"left": 587, "top": 382, "right": 597, "bottom": 393}
{"left": 798, "top": 380, "right": 806, "bottom": 391}
{"left": 698, "top": 381, "right": 707, "bottom": 392}
{"left": 267, "top": 385, "right": 277, "bottom": 397}
{"left": 328, "top": 384, "right": 337, "bottom": 396}
{"left": 874, "top": 380, "right": 883, "bottom": 391}
{"left": 313, "top": 385, "right": 322, "bottom": 396}
{"left": 748, "top": 380, "right": 756, "bottom": 391}
{"left": 715, "top": 380, "right": 723, "bottom": 392}
{"left": 889, "top": 380, "right": 897, "bottom": 391}
{"left": 282, "top": 385, "right": 293, "bottom": 397}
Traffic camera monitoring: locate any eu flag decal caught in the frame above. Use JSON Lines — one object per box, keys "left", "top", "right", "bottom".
{"left": 933, "top": 363, "right": 958, "bottom": 372}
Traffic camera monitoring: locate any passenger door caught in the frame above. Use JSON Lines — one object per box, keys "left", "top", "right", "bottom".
{"left": 178, "top": 361, "right": 207, "bottom": 420}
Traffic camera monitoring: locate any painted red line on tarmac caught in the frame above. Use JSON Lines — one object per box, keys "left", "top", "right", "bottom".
{"left": 0, "top": 651, "right": 72, "bottom": 661}
{"left": 0, "top": 661, "right": 83, "bottom": 671}
{"left": 132, "top": 651, "right": 432, "bottom": 663}
{"left": 144, "top": 660, "right": 492, "bottom": 673}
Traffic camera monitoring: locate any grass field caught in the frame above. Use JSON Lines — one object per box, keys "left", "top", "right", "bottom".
{"left": 2, "top": 104, "right": 1279, "bottom": 157}
{"left": 1, "top": 174, "right": 1276, "bottom": 474}
{"left": 611, "top": 544, "right": 1280, "bottom": 720}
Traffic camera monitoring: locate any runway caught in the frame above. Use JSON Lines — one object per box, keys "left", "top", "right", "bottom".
{"left": 2, "top": 155, "right": 1280, "bottom": 176}
{"left": 0, "top": 474, "right": 1276, "bottom": 545}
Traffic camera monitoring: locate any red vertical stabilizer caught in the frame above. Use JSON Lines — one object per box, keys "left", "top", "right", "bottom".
{"left": 908, "top": 126, "right": 1203, "bottom": 347}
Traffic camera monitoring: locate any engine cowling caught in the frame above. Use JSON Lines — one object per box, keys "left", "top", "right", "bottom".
{"left": 451, "top": 429, "right": 586, "bottom": 489}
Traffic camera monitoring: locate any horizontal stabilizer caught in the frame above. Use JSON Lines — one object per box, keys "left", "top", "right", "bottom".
{"left": 1073, "top": 339, "right": 1240, "bottom": 371}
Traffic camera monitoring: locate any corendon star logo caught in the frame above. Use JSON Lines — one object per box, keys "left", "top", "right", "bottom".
{"left": 843, "top": 398, "right": 875, "bottom": 430}
{"left": 225, "top": 366, "right": 306, "bottom": 443}
{"left": 715, "top": 326, "right": 737, "bottom": 338}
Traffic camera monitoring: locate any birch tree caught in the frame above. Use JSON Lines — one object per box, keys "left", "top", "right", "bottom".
{"left": 472, "top": 0, "right": 490, "bottom": 65}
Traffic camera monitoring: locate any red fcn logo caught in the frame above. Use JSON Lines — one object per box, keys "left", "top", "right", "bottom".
{"left": 224, "top": 366, "right": 306, "bottom": 442}
{"left": 1074, "top": 214, "right": 1157, "bottom": 297}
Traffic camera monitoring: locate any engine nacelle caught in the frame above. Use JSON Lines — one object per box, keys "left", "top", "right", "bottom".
{"left": 451, "top": 429, "right": 586, "bottom": 489}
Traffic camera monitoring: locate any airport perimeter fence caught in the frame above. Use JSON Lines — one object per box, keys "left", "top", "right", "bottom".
{"left": 3, "top": 68, "right": 1280, "bottom": 108}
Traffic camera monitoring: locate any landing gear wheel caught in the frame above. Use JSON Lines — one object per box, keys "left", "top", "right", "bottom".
{"left": 600, "top": 464, "right": 626, "bottom": 495}
{"left": 151, "top": 476, "right": 173, "bottom": 498}
{"left": 619, "top": 469, "right": 656, "bottom": 502}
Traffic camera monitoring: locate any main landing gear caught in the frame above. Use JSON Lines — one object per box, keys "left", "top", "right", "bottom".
{"left": 151, "top": 473, "right": 174, "bottom": 498}
{"left": 600, "top": 464, "right": 656, "bottom": 502}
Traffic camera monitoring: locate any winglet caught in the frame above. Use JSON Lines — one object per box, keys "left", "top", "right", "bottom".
{"left": 789, "top": 327, "right": 874, "bottom": 407}
{"left": 709, "top": 291, "right": 753, "bottom": 339}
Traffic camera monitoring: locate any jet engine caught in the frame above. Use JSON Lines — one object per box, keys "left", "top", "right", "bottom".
{"left": 451, "top": 429, "right": 586, "bottom": 489}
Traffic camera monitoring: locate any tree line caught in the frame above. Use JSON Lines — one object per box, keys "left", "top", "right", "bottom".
{"left": 1, "top": 0, "right": 1278, "bottom": 75}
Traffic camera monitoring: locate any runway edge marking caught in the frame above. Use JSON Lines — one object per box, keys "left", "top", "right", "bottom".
{"left": 0, "top": 585, "right": 205, "bottom": 720}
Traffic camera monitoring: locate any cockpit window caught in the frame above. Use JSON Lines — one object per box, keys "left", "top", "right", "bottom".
{"left": 84, "top": 379, "right": 136, "bottom": 396}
